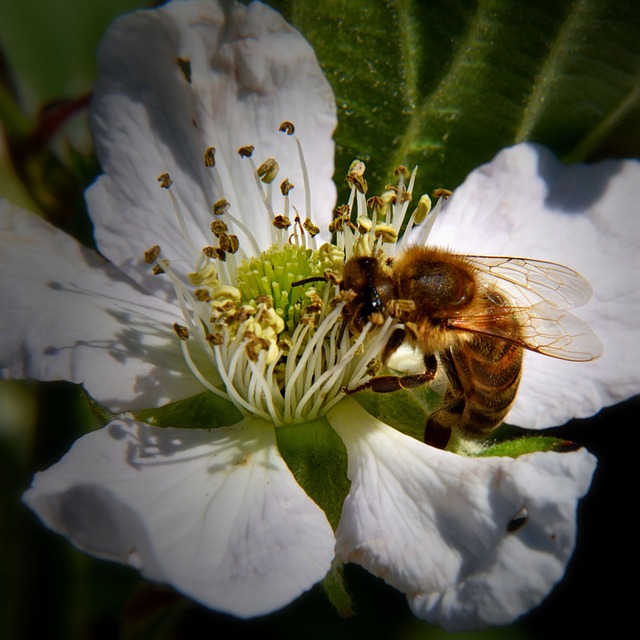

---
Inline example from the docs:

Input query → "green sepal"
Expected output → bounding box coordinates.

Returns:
[352,386,441,442]
[321,558,354,618]
[478,435,580,458]
[275,417,350,531]
[133,391,242,429]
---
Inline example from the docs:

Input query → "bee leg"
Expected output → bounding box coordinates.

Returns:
[423,349,461,449]
[424,395,461,449]
[343,352,437,395]
[380,327,407,363]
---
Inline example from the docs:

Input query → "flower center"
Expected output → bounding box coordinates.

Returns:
[145,124,445,426]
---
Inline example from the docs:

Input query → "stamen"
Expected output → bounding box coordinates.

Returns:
[148,136,436,429]
[257,158,279,184]
[248,354,284,422]
[411,188,449,247]
[157,173,200,258]
[402,193,431,248]
[238,149,278,244]
[203,145,235,224]
[212,328,271,420]
[179,338,230,401]
[280,122,318,250]
[204,146,216,168]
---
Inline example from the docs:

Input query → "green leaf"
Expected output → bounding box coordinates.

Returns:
[0,0,149,107]
[277,0,640,196]
[133,391,243,429]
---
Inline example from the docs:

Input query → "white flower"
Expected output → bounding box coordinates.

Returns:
[1,0,639,631]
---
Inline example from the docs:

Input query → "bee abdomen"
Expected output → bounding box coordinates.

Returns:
[425,337,523,447]
[456,336,523,437]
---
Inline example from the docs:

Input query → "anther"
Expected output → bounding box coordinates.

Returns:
[173,323,190,340]
[237,145,255,158]
[394,165,410,180]
[432,187,452,200]
[213,199,230,216]
[157,173,173,189]
[144,245,161,264]
[374,223,398,242]
[328,218,345,233]
[304,293,323,314]
[206,332,224,346]
[219,233,239,254]
[257,158,279,184]
[367,195,384,212]
[303,218,320,237]
[366,359,382,377]
[255,294,274,308]
[210,220,228,236]
[412,194,432,224]
[204,147,216,167]
[280,179,294,196]
[356,216,372,233]
[273,215,291,230]
[202,246,227,261]
[330,206,352,233]
[194,288,211,302]
[348,160,366,176]
[279,121,295,135]
[346,160,367,193]
[347,172,367,194]
[152,264,165,275]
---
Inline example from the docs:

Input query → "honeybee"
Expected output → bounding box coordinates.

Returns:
[340,246,602,449]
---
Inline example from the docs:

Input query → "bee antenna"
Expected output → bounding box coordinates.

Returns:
[291,276,327,287]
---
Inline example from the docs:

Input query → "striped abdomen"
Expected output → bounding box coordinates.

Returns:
[425,336,523,447]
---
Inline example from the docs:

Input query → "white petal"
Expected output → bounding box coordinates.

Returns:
[86,0,337,291]
[0,202,208,410]
[428,143,640,427]
[328,398,596,631]
[24,415,335,617]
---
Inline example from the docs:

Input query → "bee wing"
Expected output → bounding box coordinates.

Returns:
[448,300,603,361]
[465,255,593,310]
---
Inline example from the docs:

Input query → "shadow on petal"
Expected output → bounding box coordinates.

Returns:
[536,146,624,212]
[27,483,166,581]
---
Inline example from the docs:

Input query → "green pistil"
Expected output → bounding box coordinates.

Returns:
[236,244,334,333]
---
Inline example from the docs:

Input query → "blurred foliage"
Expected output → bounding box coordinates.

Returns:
[1,0,639,638]
[274,0,640,197]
